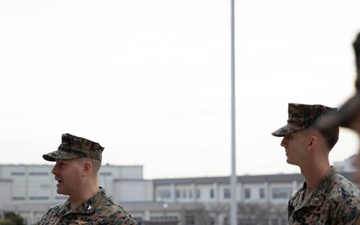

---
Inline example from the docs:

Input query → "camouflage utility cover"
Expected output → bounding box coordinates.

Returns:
[288,167,360,225]
[272,103,337,137]
[38,188,137,225]
[43,133,104,162]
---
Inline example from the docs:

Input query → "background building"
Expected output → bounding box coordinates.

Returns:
[0,161,357,225]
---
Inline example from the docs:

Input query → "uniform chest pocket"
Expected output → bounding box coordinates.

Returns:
[291,206,329,225]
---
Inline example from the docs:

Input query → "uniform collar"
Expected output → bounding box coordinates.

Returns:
[292,167,337,208]
[57,187,106,216]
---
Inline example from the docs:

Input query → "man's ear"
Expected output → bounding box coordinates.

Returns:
[308,136,318,150]
[82,161,93,176]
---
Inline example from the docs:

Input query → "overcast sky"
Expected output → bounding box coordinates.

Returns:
[1,0,360,179]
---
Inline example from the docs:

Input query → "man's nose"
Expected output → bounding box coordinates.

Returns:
[51,165,58,174]
[280,137,287,147]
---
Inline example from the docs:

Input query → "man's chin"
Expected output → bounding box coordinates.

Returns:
[286,159,296,166]
[56,189,67,195]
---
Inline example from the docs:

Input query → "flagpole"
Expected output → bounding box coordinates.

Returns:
[230,0,237,224]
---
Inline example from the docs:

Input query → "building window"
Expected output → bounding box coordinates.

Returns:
[244,188,251,199]
[259,188,265,199]
[185,215,195,225]
[133,217,142,225]
[40,184,51,189]
[181,189,187,198]
[175,189,190,199]
[12,197,25,201]
[11,172,24,176]
[223,188,231,199]
[176,189,189,199]
[100,172,112,176]
[196,189,201,199]
[272,187,292,199]
[150,216,178,222]
[55,196,68,200]
[29,172,49,176]
[210,188,215,199]
[29,196,49,200]
[209,216,215,225]
[158,189,171,199]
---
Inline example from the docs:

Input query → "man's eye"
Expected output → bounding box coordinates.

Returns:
[285,134,293,140]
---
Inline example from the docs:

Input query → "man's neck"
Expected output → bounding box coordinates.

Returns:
[69,186,100,209]
[301,162,330,190]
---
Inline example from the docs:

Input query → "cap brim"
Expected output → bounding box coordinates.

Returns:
[318,93,360,129]
[271,123,304,137]
[42,150,80,162]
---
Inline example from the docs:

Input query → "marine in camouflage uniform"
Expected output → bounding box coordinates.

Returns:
[39,188,136,225]
[39,133,137,225]
[272,104,360,224]
[288,167,360,224]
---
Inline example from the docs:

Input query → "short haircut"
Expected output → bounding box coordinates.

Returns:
[314,122,339,150]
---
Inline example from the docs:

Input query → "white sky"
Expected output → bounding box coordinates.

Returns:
[1,0,360,179]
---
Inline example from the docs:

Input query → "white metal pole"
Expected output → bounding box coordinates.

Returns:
[230,0,237,224]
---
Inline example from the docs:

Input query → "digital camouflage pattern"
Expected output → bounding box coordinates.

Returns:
[38,188,137,225]
[288,167,360,225]
[43,133,104,162]
[272,103,337,137]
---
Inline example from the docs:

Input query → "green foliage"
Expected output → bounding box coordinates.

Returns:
[0,218,15,225]
[0,212,25,225]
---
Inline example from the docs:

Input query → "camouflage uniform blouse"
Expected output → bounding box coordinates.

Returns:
[288,167,360,225]
[38,188,137,225]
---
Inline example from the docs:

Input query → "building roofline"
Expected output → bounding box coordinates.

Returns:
[153,172,356,185]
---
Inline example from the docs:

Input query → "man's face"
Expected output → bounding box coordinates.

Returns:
[280,129,312,167]
[51,158,83,195]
